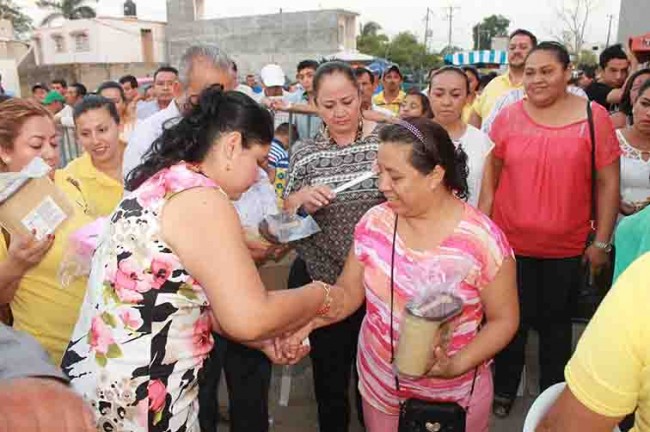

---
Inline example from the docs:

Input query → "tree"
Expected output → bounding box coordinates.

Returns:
[472,15,510,50]
[357,21,389,58]
[555,0,596,55]
[577,49,598,66]
[440,45,463,57]
[37,0,97,26]
[386,32,423,68]
[385,32,442,83]
[0,0,33,37]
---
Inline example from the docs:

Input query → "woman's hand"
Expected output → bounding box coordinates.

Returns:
[296,186,336,214]
[7,232,54,273]
[424,346,464,379]
[277,321,315,362]
[244,237,277,265]
[260,338,310,365]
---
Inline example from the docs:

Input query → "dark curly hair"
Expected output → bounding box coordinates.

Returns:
[379,117,469,201]
[126,86,273,191]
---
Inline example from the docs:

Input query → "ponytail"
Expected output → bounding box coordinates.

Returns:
[450,143,469,201]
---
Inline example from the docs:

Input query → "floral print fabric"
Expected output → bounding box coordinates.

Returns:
[62,163,218,432]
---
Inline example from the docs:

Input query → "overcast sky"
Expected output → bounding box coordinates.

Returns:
[19,0,623,50]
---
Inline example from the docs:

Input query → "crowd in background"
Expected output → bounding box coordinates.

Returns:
[0,27,649,432]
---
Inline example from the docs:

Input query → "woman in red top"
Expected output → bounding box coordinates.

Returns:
[481,42,621,417]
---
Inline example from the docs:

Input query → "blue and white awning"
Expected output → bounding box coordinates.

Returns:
[444,50,508,66]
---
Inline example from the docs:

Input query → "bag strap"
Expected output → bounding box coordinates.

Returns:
[389,214,478,408]
[587,102,597,228]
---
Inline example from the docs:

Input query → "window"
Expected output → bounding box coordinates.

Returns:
[52,35,65,53]
[73,33,90,52]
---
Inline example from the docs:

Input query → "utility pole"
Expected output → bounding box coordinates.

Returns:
[443,5,460,50]
[422,8,433,88]
[423,7,432,53]
[605,14,614,47]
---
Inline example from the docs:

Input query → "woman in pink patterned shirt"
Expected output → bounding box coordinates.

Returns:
[288,117,519,432]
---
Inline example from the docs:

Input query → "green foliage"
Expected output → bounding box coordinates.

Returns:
[36,0,97,25]
[439,45,463,57]
[357,21,389,58]
[357,23,443,80]
[472,14,510,50]
[0,0,33,37]
[577,49,598,66]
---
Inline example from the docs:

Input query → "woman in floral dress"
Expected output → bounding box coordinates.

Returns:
[62,87,342,432]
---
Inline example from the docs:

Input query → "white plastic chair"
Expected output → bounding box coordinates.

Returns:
[523,382,621,432]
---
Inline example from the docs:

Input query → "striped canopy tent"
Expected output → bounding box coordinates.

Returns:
[444,50,508,66]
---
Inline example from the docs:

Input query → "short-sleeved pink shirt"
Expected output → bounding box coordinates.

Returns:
[354,202,512,415]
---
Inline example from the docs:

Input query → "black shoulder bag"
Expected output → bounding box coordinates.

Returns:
[390,215,477,432]
[572,102,614,323]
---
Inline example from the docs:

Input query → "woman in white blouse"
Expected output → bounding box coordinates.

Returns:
[618,79,650,216]
[428,66,494,209]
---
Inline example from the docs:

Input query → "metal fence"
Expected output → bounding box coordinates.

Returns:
[56,113,321,169]
[59,126,82,168]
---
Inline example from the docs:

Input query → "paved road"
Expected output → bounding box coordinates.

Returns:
[215,360,534,431]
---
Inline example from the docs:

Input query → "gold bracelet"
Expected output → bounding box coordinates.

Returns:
[315,281,332,317]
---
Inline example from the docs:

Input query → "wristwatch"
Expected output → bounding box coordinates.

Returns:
[591,240,613,253]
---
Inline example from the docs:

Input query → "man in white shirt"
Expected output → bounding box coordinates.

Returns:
[123,48,235,185]
[256,64,292,129]
[135,66,179,121]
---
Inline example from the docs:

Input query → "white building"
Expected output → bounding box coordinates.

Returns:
[0,19,29,96]
[32,17,166,66]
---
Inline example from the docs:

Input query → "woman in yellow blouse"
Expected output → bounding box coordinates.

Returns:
[0,99,93,364]
[0,97,125,364]
[56,95,124,217]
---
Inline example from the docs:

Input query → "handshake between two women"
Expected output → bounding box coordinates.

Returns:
[252,281,347,366]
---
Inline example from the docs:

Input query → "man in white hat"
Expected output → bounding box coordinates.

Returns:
[256,64,291,128]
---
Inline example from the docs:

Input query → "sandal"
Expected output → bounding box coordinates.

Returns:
[492,395,514,418]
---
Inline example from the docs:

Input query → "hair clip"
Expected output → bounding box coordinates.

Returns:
[396,119,426,144]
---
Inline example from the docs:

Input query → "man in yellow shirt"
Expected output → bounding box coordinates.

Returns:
[469,29,537,128]
[372,65,406,115]
[538,252,650,432]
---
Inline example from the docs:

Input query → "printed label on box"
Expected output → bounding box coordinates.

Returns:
[21,196,68,240]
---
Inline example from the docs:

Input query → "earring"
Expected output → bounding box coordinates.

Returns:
[1,157,10,165]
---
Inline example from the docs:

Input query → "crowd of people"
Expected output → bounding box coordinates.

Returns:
[0,26,649,432]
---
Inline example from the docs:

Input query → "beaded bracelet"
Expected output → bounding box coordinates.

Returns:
[315,281,333,317]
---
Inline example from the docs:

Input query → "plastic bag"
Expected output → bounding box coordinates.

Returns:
[234,169,280,240]
[259,212,321,244]
[58,217,108,288]
[404,256,471,320]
